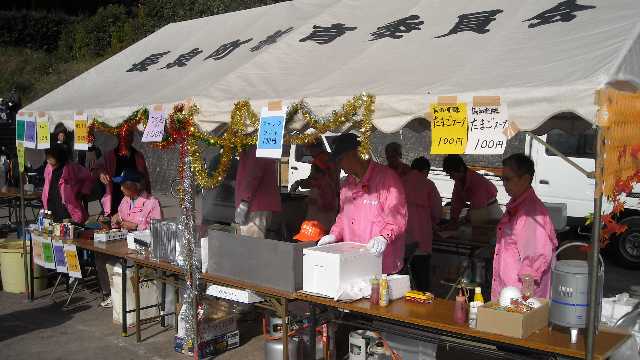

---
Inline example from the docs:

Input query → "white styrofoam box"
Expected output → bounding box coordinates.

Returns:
[95,229,128,242]
[109,263,159,326]
[201,237,208,273]
[543,202,567,231]
[387,275,411,300]
[303,242,382,299]
[206,284,264,303]
[127,230,151,249]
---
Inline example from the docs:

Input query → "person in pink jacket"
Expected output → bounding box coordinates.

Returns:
[97,131,150,216]
[42,145,93,224]
[234,146,282,238]
[442,154,500,229]
[492,153,558,302]
[385,144,442,290]
[318,134,408,274]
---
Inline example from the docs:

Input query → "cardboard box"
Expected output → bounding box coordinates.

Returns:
[303,242,382,299]
[476,299,550,339]
[175,330,240,358]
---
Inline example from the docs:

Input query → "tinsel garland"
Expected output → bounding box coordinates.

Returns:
[89,93,377,189]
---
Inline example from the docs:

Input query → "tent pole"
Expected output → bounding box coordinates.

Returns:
[585,125,604,360]
[19,168,30,301]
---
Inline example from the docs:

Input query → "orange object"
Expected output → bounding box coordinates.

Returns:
[294,220,327,242]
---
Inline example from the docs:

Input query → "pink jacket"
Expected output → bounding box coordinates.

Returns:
[491,187,558,302]
[43,162,94,224]
[235,146,282,213]
[98,149,150,216]
[397,166,442,253]
[114,192,162,231]
[330,162,408,274]
[451,169,498,221]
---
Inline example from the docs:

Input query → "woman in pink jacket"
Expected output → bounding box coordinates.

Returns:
[42,145,93,224]
[492,153,558,301]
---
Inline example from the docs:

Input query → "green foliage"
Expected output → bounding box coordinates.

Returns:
[1,0,282,104]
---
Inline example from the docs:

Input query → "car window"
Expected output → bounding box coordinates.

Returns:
[545,128,595,159]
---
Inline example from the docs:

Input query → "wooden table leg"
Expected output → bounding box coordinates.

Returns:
[160,270,167,328]
[122,259,128,337]
[281,297,288,360]
[134,262,141,343]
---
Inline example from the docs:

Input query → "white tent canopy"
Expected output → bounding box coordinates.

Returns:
[23,0,640,133]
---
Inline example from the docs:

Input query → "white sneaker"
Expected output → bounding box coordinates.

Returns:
[100,296,112,308]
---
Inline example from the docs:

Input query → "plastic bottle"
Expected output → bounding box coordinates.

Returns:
[521,274,535,300]
[469,287,484,328]
[379,275,389,307]
[370,277,380,305]
[454,288,468,324]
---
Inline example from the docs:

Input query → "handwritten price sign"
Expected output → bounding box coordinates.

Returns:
[74,113,89,150]
[256,106,286,159]
[430,103,468,154]
[64,244,82,278]
[37,114,50,149]
[24,114,37,148]
[465,104,509,155]
[142,108,166,142]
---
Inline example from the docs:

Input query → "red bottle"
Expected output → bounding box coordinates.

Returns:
[454,288,468,324]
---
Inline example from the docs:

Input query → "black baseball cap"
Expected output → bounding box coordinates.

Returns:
[330,133,360,161]
[112,168,142,184]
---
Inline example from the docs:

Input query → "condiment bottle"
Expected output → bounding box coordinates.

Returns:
[379,274,389,307]
[454,287,468,324]
[520,274,534,300]
[370,277,380,305]
[469,287,484,328]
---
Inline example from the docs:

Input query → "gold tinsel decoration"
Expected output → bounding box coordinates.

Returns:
[91,94,377,189]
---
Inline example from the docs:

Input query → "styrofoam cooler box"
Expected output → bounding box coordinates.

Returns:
[303,242,382,298]
[109,263,159,326]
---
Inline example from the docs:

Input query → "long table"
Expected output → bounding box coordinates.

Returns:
[296,293,629,360]
[127,253,298,360]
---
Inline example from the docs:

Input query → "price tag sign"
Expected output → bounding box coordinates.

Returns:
[53,240,68,273]
[256,105,286,159]
[37,113,50,150]
[465,103,509,155]
[16,112,26,143]
[74,112,89,150]
[430,103,468,154]
[64,244,82,278]
[24,113,37,148]
[142,106,166,142]
[33,235,44,267]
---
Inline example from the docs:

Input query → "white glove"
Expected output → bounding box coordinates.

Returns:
[366,236,388,257]
[234,201,249,225]
[317,234,337,246]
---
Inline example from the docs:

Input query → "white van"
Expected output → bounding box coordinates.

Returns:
[288,127,640,269]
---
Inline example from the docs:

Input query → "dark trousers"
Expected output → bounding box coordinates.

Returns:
[409,254,432,292]
[94,253,118,297]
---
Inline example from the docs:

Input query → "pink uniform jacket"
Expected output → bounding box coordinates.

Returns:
[397,166,442,254]
[42,162,94,224]
[330,162,408,274]
[115,192,162,231]
[235,147,282,213]
[451,169,498,221]
[98,149,150,216]
[491,187,558,302]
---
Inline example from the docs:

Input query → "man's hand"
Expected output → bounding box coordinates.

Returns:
[121,220,138,231]
[317,234,337,246]
[234,201,249,225]
[366,236,388,257]
[99,173,111,185]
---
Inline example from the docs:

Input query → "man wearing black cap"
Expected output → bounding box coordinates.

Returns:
[317,133,408,274]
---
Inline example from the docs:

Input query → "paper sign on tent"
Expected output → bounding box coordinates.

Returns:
[142,105,166,142]
[16,142,25,172]
[465,97,509,155]
[256,101,286,159]
[32,235,44,267]
[24,113,37,149]
[16,112,26,143]
[37,112,50,150]
[64,244,82,278]
[74,112,89,150]
[42,239,56,270]
[430,101,468,154]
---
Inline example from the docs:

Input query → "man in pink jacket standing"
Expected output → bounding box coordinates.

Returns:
[234,146,282,238]
[492,153,557,301]
[385,143,441,290]
[318,134,408,274]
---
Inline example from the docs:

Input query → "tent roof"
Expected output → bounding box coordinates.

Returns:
[23,0,640,133]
